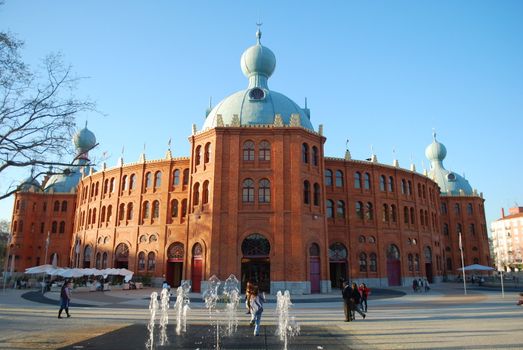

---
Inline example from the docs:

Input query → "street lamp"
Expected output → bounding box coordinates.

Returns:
[41,231,50,293]
[459,232,467,295]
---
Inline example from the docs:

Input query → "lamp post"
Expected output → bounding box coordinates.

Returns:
[41,231,50,293]
[459,232,467,295]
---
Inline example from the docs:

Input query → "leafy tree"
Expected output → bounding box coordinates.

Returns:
[0,29,96,200]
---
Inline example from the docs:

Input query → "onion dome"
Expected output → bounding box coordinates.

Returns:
[203,26,313,131]
[73,123,97,155]
[425,133,473,196]
[19,176,40,192]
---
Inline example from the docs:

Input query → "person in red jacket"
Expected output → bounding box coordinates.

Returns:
[358,283,370,312]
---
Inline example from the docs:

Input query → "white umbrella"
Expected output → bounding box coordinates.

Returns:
[25,264,55,274]
[457,264,495,271]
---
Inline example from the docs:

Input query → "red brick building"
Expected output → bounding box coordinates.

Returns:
[7,30,490,293]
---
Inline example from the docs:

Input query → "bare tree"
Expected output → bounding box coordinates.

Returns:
[0,219,9,271]
[0,31,96,200]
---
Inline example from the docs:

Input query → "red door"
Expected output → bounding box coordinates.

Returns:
[191,258,202,292]
[310,257,320,293]
[387,259,401,286]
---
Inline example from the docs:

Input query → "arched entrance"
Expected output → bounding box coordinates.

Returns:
[241,233,270,293]
[166,242,184,288]
[83,245,92,268]
[329,242,348,289]
[387,244,401,286]
[309,243,321,293]
[114,243,129,269]
[191,243,203,293]
[424,246,433,283]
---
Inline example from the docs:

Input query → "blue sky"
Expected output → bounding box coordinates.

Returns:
[1,1,522,230]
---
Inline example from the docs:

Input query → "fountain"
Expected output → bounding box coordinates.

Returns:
[145,291,159,350]
[202,275,221,349]
[276,290,300,350]
[159,287,170,346]
[222,274,240,336]
[174,280,191,335]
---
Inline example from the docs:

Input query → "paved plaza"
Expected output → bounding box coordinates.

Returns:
[0,283,521,349]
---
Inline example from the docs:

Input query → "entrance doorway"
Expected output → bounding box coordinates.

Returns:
[191,243,203,292]
[329,242,348,289]
[241,233,271,293]
[114,243,129,269]
[166,242,184,288]
[387,244,401,286]
[424,246,433,283]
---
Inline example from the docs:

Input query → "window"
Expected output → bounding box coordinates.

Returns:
[96,253,102,269]
[364,173,371,190]
[147,252,156,271]
[443,223,449,235]
[313,183,320,206]
[173,169,180,186]
[127,203,133,220]
[383,204,389,222]
[204,143,211,163]
[467,203,473,215]
[51,221,57,233]
[356,201,364,219]
[469,223,475,236]
[152,200,160,218]
[336,200,345,218]
[454,203,460,215]
[122,175,128,191]
[242,179,254,203]
[365,202,374,220]
[119,203,125,221]
[388,176,394,192]
[326,200,334,218]
[379,175,386,191]
[325,169,333,186]
[181,199,187,217]
[107,205,112,223]
[154,171,162,189]
[391,205,397,222]
[302,143,309,163]
[92,208,97,224]
[101,206,106,223]
[259,179,271,203]
[54,201,60,212]
[138,252,145,271]
[102,252,108,269]
[410,207,415,224]
[420,209,424,226]
[408,254,414,271]
[193,183,200,205]
[407,181,412,196]
[183,169,189,186]
[143,201,150,219]
[370,253,377,272]
[354,172,362,189]
[130,174,136,190]
[103,179,109,194]
[418,183,422,198]
[404,206,409,224]
[368,236,376,244]
[195,145,201,165]
[59,221,65,234]
[359,235,366,243]
[110,178,115,193]
[414,254,420,271]
[457,223,462,234]
[335,170,344,187]
[303,181,310,204]
[359,253,367,272]
[203,181,209,204]
[259,141,270,161]
[171,199,179,218]
[243,141,255,161]
[312,146,319,166]
[61,201,67,212]
[145,172,152,188]
[446,258,452,271]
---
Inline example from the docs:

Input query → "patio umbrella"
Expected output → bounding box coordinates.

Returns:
[25,264,55,274]
[457,264,495,271]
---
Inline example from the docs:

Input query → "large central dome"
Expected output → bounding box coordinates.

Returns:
[203,28,314,131]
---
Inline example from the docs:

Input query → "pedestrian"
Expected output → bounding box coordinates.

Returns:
[58,280,72,319]
[418,278,423,293]
[342,281,352,322]
[424,278,430,292]
[248,285,265,336]
[412,279,418,293]
[245,281,254,314]
[349,282,366,320]
[359,283,370,312]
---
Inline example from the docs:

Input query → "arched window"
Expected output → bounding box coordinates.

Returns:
[359,235,366,243]
[354,172,362,189]
[171,199,179,218]
[401,179,407,194]
[467,203,473,215]
[54,200,60,212]
[329,242,348,261]
[258,179,271,203]
[92,208,97,224]
[84,245,92,264]
[312,146,319,166]
[152,200,160,218]
[147,252,156,271]
[414,254,420,271]
[383,204,389,222]
[359,253,367,272]
[387,244,400,260]
[95,252,101,269]
[380,175,386,191]
[143,201,150,219]
[204,142,211,163]
[454,203,461,214]
[242,179,254,203]
[183,169,189,186]
[181,199,187,217]
[313,183,320,206]
[336,200,345,218]
[356,201,364,219]
[424,246,432,262]
[457,223,462,234]
[101,206,106,223]
[326,199,334,218]
[202,181,210,204]
[138,252,145,271]
[193,183,200,205]
[242,233,270,257]
[195,145,202,165]
[102,252,108,269]
[259,141,270,161]
[109,178,115,193]
[122,175,128,191]
[370,253,377,272]
[103,179,109,194]
[243,141,255,161]
[145,172,152,188]
[364,173,371,190]
[127,203,133,220]
[95,182,100,196]
[167,242,185,259]
[107,205,113,223]
[388,176,394,192]
[469,223,475,235]
[61,201,67,212]
[119,203,125,221]
[407,181,412,195]
[420,209,424,226]
[410,207,415,224]
[309,243,320,256]
[365,202,374,220]
[59,221,65,234]
[404,206,409,224]
[418,183,422,198]
[302,143,309,163]
[325,169,333,186]
[130,174,136,190]
[154,171,162,188]
[391,205,397,222]
[173,169,180,186]
[335,170,344,187]
[408,254,414,271]
[303,180,310,204]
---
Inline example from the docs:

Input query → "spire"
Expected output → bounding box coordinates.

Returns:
[256,22,263,44]
[392,148,399,167]
[345,139,351,160]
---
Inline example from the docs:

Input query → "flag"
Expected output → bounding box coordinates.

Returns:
[458,232,463,251]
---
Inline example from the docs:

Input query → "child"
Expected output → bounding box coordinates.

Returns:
[249,286,265,336]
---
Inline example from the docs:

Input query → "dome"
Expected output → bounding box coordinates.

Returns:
[20,176,40,192]
[44,159,91,193]
[73,124,97,154]
[425,133,473,196]
[203,27,313,131]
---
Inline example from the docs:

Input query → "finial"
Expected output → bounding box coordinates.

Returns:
[304,97,308,109]
[121,145,125,158]
[85,120,88,129]
[209,96,212,109]
[256,22,263,44]
[30,165,35,177]
[346,139,349,150]
[143,143,146,154]
[168,138,171,151]
[432,128,437,141]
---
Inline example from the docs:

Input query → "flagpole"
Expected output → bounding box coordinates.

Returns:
[459,232,467,295]
[42,231,50,293]
[3,234,12,293]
